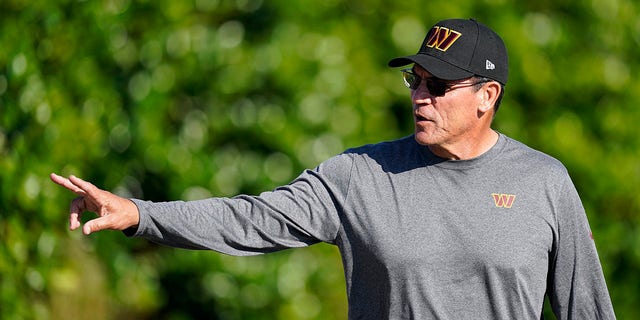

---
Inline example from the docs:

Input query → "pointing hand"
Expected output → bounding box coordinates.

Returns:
[50,173,140,235]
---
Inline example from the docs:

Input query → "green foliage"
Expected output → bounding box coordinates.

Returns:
[1,0,638,318]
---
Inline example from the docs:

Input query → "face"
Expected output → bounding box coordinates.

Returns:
[409,65,486,148]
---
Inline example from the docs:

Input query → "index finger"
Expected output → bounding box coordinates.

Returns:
[68,175,103,199]
[50,173,87,196]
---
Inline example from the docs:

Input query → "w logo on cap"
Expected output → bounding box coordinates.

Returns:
[425,26,462,52]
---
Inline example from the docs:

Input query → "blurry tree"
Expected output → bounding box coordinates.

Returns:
[1,0,638,319]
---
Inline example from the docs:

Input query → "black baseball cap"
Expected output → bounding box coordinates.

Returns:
[388,18,508,85]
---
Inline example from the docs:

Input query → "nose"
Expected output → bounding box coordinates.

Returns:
[411,85,435,105]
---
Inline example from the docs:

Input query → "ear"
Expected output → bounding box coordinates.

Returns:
[478,81,501,114]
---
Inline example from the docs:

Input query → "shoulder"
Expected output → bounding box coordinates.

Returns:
[317,135,420,176]
[342,135,423,171]
[499,134,569,177]
[344,135,416,157]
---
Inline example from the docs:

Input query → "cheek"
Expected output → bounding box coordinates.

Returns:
[440,102,476,130]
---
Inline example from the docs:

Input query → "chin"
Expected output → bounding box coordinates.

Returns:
[414,128,447,146]
[414,133,434,146]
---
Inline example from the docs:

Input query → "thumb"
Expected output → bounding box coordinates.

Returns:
[83,216,110,235]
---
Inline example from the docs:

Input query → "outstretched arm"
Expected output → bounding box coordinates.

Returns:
[50,173,140,235]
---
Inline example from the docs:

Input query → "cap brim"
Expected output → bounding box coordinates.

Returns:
[388,54,474,81]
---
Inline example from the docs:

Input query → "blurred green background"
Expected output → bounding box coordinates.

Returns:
[1,0,638,319]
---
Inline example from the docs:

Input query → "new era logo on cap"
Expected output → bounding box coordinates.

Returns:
[486,60,495,70]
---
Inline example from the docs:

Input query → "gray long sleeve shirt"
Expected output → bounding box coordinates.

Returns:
[129,134,615,319]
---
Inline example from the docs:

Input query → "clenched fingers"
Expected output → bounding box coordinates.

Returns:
[69,196,86,230]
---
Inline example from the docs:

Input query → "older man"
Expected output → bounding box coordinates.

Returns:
[52,18,615,319]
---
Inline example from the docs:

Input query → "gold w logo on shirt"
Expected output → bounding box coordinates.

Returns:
[492,193,516,208]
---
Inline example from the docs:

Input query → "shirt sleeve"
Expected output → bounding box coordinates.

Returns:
[547,174,616,319]
[125,153,354,256]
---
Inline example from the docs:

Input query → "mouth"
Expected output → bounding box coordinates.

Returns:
[414,112,430,123]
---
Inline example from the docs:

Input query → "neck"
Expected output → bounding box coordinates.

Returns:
[427,130,499,160]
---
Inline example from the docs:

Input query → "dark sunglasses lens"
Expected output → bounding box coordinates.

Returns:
[402,72,419,89]
[425,78,447,96]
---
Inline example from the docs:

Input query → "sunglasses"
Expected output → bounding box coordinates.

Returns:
[401,69,489,97]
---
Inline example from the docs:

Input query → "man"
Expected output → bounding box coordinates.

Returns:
[51,18,615,319]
